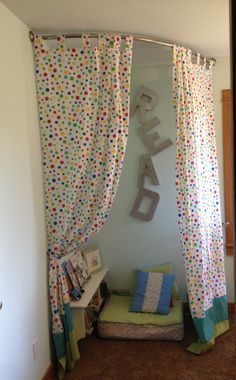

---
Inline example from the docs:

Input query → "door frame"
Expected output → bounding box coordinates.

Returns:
[230,0,236,319]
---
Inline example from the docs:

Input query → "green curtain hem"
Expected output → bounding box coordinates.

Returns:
[57,331,80,380]
[57,335,80,380]
[57,356,67,380]
[214,319,229,338]
[187,319,229,354]
[54,303,80,379]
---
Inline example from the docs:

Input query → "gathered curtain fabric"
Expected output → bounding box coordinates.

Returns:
[33,34,133,378]
[173,46,229,354]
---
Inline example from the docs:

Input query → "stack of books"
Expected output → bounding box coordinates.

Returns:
[84,305,96,335]
[61,251,90,301]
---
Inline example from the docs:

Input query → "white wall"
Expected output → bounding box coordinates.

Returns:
[213,56,234,302]
[0,3,51,380]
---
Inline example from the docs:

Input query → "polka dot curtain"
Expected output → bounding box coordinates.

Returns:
[173,46,229,354]
[33,34,133,378]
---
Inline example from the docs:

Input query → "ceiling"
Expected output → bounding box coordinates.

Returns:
[1,0,230,58]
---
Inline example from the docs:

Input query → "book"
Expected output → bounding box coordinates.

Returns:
[61,261,73,293]
[62,259,83,300]
[70,251,90,287]
[77,251,90,282]
[84,308,94,335]
[70,254,86,288]
[65,259,79,288]
[91,287,103,312]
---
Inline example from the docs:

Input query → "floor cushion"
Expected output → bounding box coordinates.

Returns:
[97,295,184,341]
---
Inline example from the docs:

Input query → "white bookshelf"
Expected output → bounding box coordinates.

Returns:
[70,268,109,341]
[70,268,108,308]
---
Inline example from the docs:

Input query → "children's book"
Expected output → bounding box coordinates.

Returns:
[61,261,73,293]
[70,251,90,287]
[77,251,90,282]
[62,259,83,300]
[65,259,79,288]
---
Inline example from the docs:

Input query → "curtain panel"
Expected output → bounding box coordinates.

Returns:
[33,34,133,378]
[173,46,229,353]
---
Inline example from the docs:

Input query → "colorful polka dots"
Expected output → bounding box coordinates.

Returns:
[173,46,227,320]
[33,33,133,337]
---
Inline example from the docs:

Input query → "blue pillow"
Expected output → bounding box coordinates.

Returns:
[129,270,175,315]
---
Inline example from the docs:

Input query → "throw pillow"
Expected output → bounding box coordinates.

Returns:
[142,263,180,300]
[129,270,175,315]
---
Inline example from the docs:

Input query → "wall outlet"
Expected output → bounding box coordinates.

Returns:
[32,339,39,361]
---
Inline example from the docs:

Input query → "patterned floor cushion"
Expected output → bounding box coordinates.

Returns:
[97,295,184,341]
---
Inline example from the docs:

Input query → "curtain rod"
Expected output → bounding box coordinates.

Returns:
[28,31,216,65]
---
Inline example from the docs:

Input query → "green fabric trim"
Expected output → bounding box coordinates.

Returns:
[214,319,229,338]
[57,331,80,380]
[187,339,214,354]
[187,296,229,355]
[187,320,229,355]
[57,356,67,380]
[192,295,228,343]
[100,295,183,326]
[53,303,80,379]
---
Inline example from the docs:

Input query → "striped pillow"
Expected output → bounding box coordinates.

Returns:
[129,270,175,315]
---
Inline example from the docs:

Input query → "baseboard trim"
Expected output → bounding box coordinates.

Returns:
[228,302,235,314]
[41,363,54,380]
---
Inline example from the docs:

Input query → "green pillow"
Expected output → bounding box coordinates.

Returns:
[142,263,180,300]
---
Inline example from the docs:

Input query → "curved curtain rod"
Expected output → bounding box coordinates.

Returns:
[28,30,216,65]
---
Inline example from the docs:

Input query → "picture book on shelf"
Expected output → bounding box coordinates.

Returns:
[65,259,79,288]
[70,254,85,288]
[61,261,73,293]
[65,259,85,299]
[78,250,90,281]
[61,260,83,300]
[70,251,90,286]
